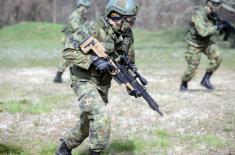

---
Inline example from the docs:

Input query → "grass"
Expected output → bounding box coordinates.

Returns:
[0,143,29,155]
[0,22,234,69]
[0,94,72,114]
[0,22,234,154]
[37,129,230,155]
[178,133,229,151]
[0,22,63,49]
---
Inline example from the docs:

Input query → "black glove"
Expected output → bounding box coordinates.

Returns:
[128,89,141,98]
[92,57,114,73]
[217,22,228,31]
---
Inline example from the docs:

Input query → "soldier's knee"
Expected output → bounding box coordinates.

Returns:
[187,64,199,73]
[89,112,111,151]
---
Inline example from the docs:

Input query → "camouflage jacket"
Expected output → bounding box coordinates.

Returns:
[62,7,86,37]
[62,17,135,87]
[185,6,218,47]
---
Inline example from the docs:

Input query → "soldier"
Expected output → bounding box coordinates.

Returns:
[53,0,92,83]
[180,0,227,91]
[56,0,138,155]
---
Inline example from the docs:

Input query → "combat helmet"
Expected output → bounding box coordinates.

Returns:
[105,0,139,16]
[77,0,92,8]
[207,0,223,4]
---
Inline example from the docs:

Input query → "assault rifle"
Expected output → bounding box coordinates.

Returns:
[80,36,163,116]
[208,12,235,41]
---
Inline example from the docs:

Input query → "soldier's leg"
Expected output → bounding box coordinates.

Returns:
[88,86,111,153]
[180,44,202,91]
[54,59,71,83]
[61,82,110,153]
[205,44,222,73]
[201,44,222,89]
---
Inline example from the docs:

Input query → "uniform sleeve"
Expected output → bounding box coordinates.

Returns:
[192,11,217,37]
[62,23,97,70]
[127,31,135,64]
[69,9,84,31]
[128,40,135,64]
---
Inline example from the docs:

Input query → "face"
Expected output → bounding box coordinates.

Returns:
[207,1,222,13]
[111,15,136,32]
[211,3,221,12]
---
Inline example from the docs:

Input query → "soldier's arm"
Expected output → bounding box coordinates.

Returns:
[127,31,135,64]
[69,8,84,31]
[128,41,135,64]
[192,12,217,37]
[62,24,97,70]
[62,48,93,70]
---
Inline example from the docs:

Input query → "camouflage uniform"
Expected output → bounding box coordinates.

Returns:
[182,6,222,82]
[54,5,90,83]
[61,17,135,152]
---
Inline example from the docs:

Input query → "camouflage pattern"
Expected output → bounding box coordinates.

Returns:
[77,0,92,8]
[182,43,222,82]
[64,81,110,151]
[57,6,88,75]
[62,6,87,39]
[182,6,223,82]
[185,6,217,47]
[62,16,135,152]
[208,0,223,4]
[57,59,71,73]
[105,0,139,16]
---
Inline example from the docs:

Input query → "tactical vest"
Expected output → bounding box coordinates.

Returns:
[70,17,134,86]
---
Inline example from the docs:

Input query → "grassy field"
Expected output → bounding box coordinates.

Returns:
[0,22,234,155]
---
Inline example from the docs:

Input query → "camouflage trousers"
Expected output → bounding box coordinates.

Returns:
[182,43,222,82]
[64,80,111,152]
[57,59,71,73]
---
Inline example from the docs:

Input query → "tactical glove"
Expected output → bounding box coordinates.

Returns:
[92,57,114,73]
[129,89,141,98]
[126,86,141,98]
[217,22,228,31]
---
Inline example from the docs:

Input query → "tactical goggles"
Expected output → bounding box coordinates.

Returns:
[212,3,221,7]
[123,15,137,25]
[110,12,136,24]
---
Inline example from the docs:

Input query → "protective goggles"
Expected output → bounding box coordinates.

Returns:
[110,12,136,24]
[123,15,137,25]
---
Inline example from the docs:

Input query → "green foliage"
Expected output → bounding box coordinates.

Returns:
[0,22,63,49]
[39,143,57,155]
[104,139,135,154]
[198,134,228,149]
[0,95,71,114]
[0,22,234,69]
[179,133,228,150]
[0,143,28,155]
[152,129,171,149]
[134,28,186,49]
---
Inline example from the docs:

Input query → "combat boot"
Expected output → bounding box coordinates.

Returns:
[180,81,188,91]
[56,139,72,155]
[200,71,215,90]
[89,149,100,155]
[53,71,63,83]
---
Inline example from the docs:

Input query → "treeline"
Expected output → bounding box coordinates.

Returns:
[0,0,235,30]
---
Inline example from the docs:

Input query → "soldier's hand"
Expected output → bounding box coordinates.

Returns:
[92,57,114,73]
[126,86,141,98]
[129,89,141,98]
[217,22,228,31]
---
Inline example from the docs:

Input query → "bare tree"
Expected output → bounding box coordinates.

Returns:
[0,0,234,30]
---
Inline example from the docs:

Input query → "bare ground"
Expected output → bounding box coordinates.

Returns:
[0,67,234,155]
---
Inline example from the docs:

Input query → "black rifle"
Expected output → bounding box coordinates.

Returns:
[208,12,235,41]
[79,36,163,116]
[113,53,163,116]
